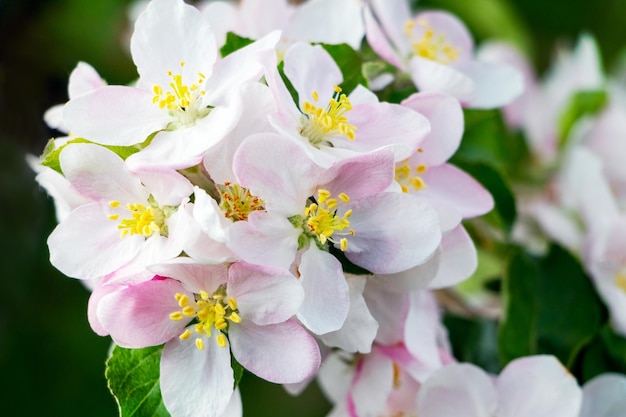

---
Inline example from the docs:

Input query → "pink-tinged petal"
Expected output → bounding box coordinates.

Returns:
[580,373,626,417]
[363,283,409,345]
[284,0,364,49]
[68,61,106,98]
[418,163,494,219]
[298,244,350,335]
[97,278,189,348]
[111,232,185,280]
[404,291,443,370]
[30,161,90,222]
[319,275,378,353]
[203,83,276,184]
[409,56,475,103]
[523,198,583,254]
[402,92,463,166]
[496,355,582,417]
[413,11,474,64]
[321,149,396,201]
[229,319,320,384]
[460,60,524,109]
[343,101,429,161]
[227,262,303,326]
[87,279,122,336]
[345,192,441,274]
[428,225,477,289]
[161,334,234,417]
[60,143,148,204]
[364,5,405,69]
[351,352,395,417]
[233,133,322,215]
[560,147,618,237]
[126,100,243,171]
[48,204,142,279]
[131,0,217,89]
[203,31,280,105]
[63,86,166,146]
[417,363,497,417]
[133,167,192,207]
[367,0,413,59]
[148,258,229,294]
[226,211,300,270]
[318,351,355,404]
[585,103,626,195]
[284,43,343,108]
[192,187,231,244]
[367,249,442,293]
[477,42,536,129]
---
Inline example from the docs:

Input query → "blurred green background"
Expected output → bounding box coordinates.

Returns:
[1,0,625,415]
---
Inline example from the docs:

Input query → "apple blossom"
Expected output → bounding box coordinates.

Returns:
[365,0,523,108]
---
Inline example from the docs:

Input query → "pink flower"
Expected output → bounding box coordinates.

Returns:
[365,2,523,108]
[95,259,320,417]
[226,133,440,334]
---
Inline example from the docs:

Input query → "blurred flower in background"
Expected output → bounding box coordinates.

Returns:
[2,0,626,416]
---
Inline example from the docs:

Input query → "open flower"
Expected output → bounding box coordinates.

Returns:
[94,259,320,417]
[365,1,523,108]
[47,143,193,280]
[416,355,582,417]
[63,0,280,169]
[267,42,430,167]
[223,133,440,334]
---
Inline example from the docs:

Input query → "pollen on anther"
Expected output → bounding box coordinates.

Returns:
[169,311,183,321]
[216,334,228,348]
[109,201,121,208]
[229,312,242,323]
[108,214,119,220]
[179,329,191,340]
[195,338,205,350]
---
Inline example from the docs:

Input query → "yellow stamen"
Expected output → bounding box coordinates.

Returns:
[179,329,191,341]
[195,338,205,350]
[305,190,354,251]
[300,85,357,146]
[404,19,459,65]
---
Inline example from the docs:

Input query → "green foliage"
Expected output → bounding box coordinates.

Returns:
[41,137,145,175]
[106,345,171,417]
[499,245,606,368]
[220,32,255,57]
[444,315,501,373]
[580,325,626,382]
[319,43,365,94]
[558,89,608,145]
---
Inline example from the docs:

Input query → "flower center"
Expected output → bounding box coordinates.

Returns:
[218,182,265,222]
[405,19,459,65]
[152,61,211,127]
[304,189,354,251]
[395,162,428,192]
[169,287,241,350]
[300,85,357,147]
[107,200,167,238]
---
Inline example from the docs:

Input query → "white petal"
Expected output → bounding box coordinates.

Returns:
[580,373,626,417]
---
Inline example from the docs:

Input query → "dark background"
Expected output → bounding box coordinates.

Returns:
[1,0,625,415]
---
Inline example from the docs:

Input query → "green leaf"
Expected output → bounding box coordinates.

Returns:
[106,345,171,417]
[220,32,254,57]
[444,315,501,374]
[319,43,365,94]
[40,137,146,175]
[558,89,608,145]
[231,355,245,389]
[454,161,517,235]
[499,245,605,368]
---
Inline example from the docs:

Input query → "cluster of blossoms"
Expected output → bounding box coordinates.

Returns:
[31,0,626,416]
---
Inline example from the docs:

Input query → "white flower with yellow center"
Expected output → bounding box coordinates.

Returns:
[226,134,441,335]
[47,143,194,280]
[62,0,280,170]
[94,260,320,417]
[267,42,431,167]
[365,2,523,109]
